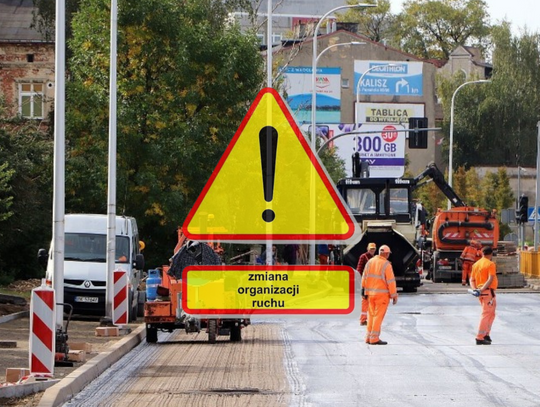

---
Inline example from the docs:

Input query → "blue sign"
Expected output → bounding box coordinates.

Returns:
[527,207,540,222]
[354,61,423,96]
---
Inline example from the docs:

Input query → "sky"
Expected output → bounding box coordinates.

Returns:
[388,0,540,35]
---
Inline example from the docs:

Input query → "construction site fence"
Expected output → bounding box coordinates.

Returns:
[519,251,540,278]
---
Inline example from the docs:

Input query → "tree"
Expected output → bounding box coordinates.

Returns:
[437,25,540,168]
[340,0,397,43]
[0,116,53,282]
[395,0,491,59]
[66,0,264,266]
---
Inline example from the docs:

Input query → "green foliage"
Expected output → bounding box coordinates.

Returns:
[0,115,53,280]
[66,0,264,267]
[341,0,396,43]
[437,27,540,168]
[395,0,491,59]
[0,162,14,224]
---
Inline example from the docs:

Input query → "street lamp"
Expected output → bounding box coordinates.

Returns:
[447,79,491,209]
[310,3,376,147]
[309,41,364,136]
[309,3,375,265]
[517,166,526,249]
[355,63,397,125]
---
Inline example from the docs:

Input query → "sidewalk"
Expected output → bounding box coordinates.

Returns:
[0,315,145,406]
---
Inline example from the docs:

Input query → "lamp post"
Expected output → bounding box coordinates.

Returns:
[517,166,526,249]
[310,2,376,147]
[309,3,375,265]
[355,63,397,125]
[447,79,491,209]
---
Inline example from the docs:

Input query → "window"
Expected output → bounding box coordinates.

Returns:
[346,189,376,214]
[271,33,282,45]
[64,233,130,263]
[18,83,44,119]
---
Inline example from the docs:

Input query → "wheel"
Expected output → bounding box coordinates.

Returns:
[230,324,242,342]
[128,290,137,322]
[137,291,146,318]
[146,326,158,343]
[402,286,418,293]
[208,319,217,344]
[432,252,440,283]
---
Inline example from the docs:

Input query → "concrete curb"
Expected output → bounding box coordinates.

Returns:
[0,380,60,399]
[37,324,146,407]
[0,310,29,324]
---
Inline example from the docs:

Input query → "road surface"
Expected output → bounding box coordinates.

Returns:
[65,291,540,407]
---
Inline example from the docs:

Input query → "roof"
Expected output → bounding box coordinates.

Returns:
[0,0,48,42]
[278,29,442,68]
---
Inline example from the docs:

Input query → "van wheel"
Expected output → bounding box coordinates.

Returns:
[146,326,158,343]
[208,319,217,344]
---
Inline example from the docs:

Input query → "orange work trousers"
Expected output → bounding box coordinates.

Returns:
[462,261,473,284]
[366,295,390,344]
[360,296,368,324]
[476,290,496,340]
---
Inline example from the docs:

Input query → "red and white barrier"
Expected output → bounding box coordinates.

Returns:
[29,280,55,375]
[113,270,128,325]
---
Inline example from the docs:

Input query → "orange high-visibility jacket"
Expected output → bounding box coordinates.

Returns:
[361,255,398,298]
[460,245,481,263]
[471,257,498,290]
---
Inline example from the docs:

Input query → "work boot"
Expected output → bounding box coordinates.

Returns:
[370,340,388,345]
[476,339,491,345]
[484,335,492,343]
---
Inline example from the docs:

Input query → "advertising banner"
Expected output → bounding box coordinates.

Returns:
[282,66,342,123]
[356,102,425,125]
[301,123,406,178]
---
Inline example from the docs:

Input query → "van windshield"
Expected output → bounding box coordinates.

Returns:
[64,233,130,263]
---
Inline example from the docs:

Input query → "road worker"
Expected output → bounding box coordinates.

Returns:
[460,240,482,286]
[470,246,498,345]
[356,242,377,326]
[361,245,398,345]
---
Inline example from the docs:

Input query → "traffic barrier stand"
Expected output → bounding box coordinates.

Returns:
[113,269,128,326]
[29,279,55,375]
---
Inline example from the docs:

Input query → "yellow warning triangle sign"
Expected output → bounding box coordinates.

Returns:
[183,87,356,242]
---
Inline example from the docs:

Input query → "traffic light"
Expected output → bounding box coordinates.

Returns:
[518,195,529,223]
[408,117,428,149]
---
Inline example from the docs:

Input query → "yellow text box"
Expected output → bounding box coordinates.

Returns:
[181,265,354,315]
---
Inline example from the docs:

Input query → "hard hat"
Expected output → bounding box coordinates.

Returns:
[139,241,145,251]
[379,245,391,254]
[367,243,376,250]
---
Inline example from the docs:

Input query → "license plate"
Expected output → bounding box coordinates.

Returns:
[439,266,452,270]
[75,296,99,303]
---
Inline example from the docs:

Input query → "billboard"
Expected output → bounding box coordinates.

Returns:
[354,61,423,96]
[282,66,342,123]
[301,123,406,178]
[356,103,425,125]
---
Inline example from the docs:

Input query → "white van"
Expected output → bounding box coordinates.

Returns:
[40,214,145,320]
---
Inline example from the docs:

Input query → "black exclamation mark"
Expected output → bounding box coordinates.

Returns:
[259,126,278,223]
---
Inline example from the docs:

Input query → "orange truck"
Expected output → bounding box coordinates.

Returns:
[412,163,499,282]
[428,206,499,282]
[144,232,249,343]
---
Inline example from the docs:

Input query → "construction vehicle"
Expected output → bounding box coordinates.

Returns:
[336,155,422,292]
[411,162,499,283]
[144,230,249,344]
[336,159,499,288]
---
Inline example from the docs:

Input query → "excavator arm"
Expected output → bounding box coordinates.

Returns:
[411,162,466,207]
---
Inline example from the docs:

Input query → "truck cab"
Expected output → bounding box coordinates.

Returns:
[337,177,422,292]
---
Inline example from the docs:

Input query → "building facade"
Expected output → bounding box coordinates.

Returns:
[274,29,442,176]
[0,0,55,120]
